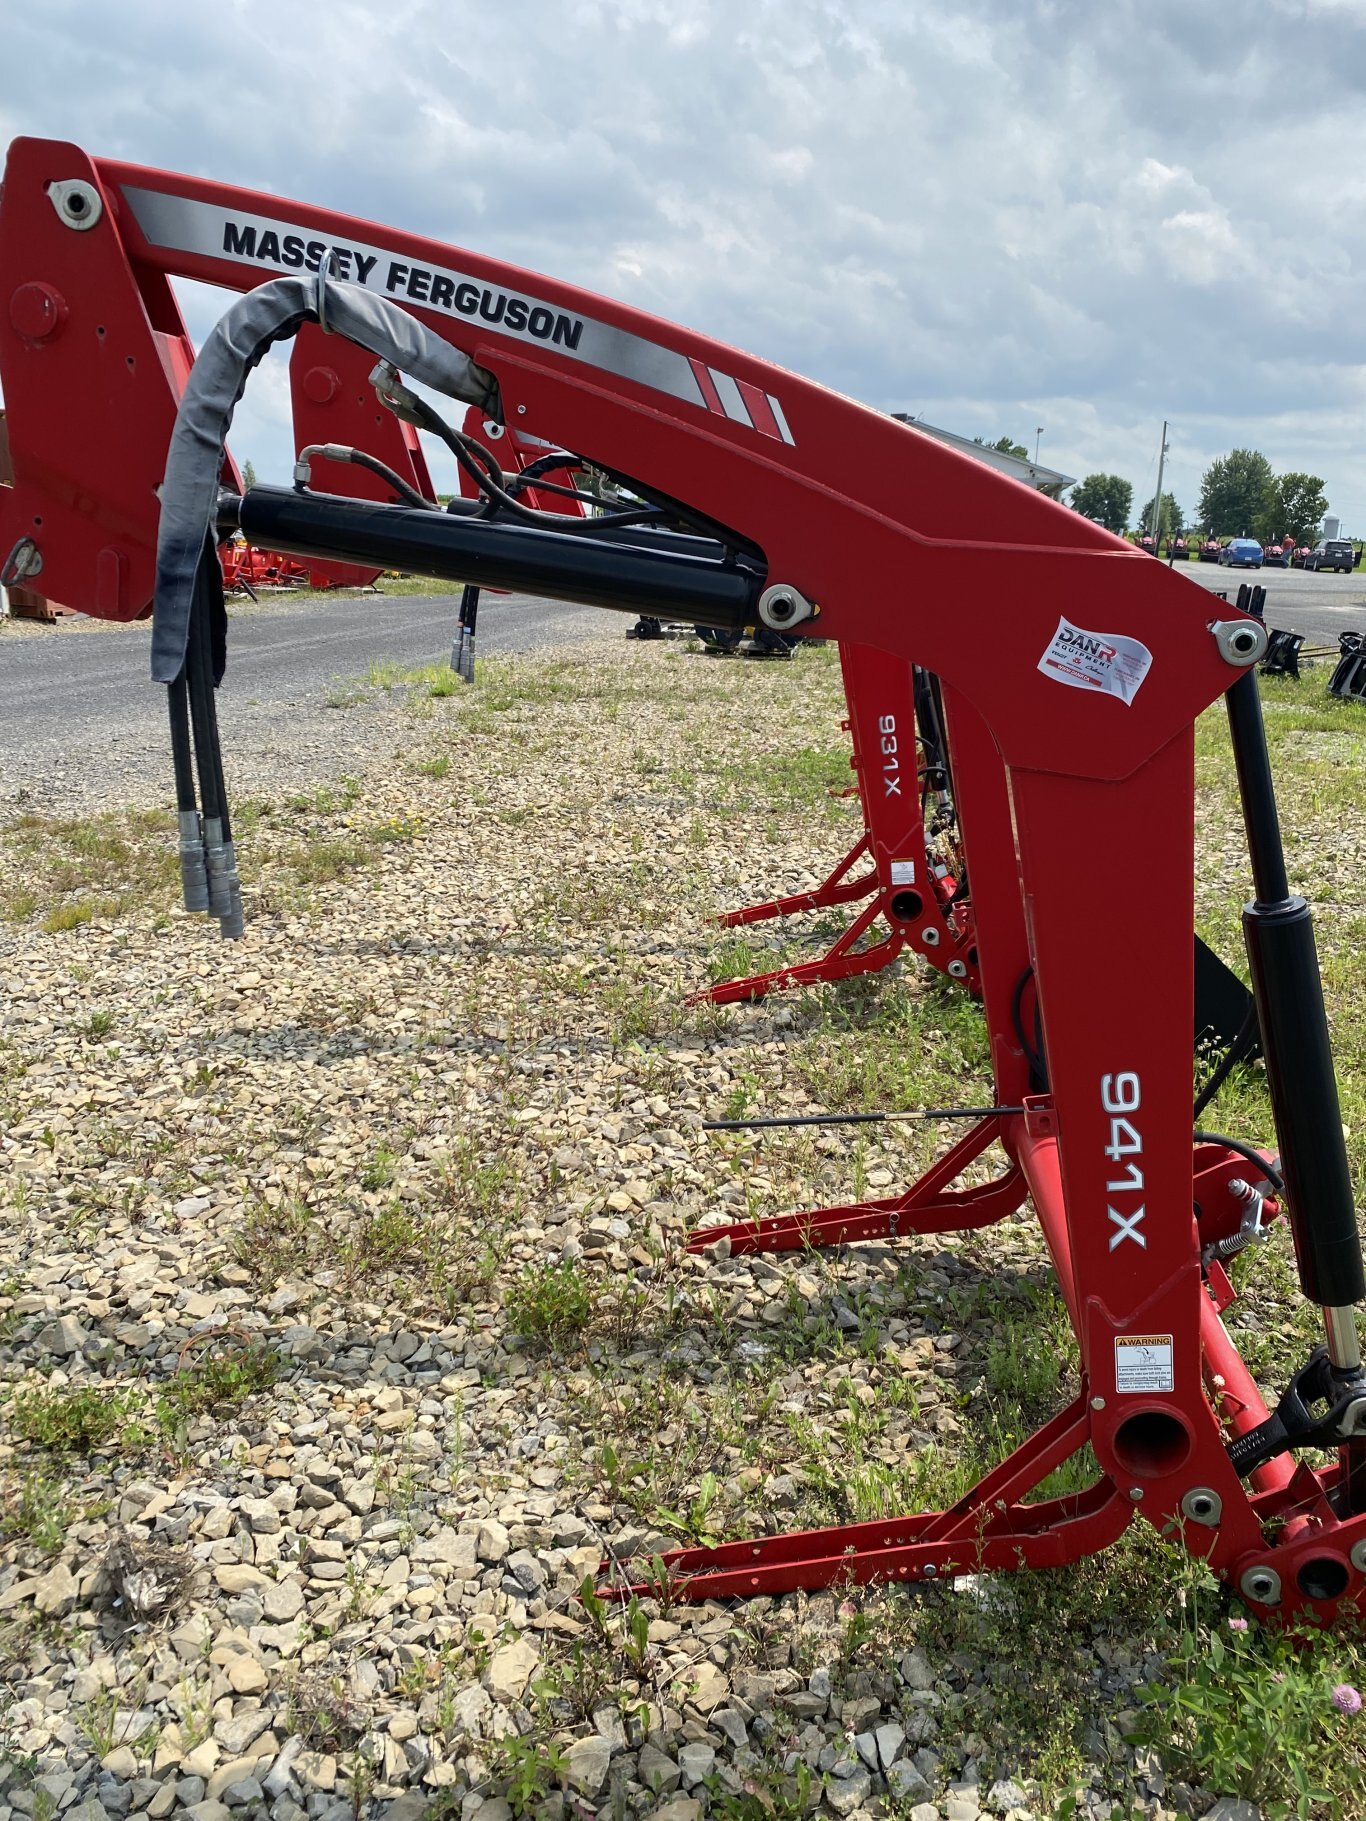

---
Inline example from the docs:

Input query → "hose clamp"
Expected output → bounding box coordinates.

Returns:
[316,254,339,335]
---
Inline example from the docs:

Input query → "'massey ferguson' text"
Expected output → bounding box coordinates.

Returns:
[220,222,584,349]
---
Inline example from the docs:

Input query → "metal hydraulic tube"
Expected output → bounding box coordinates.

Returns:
[1225,672,1365,1368]
[225,486,766,629]
[439,491,736,562]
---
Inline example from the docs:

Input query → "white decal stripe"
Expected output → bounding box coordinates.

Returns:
[768,395,795,446]
[708,369,752,425]
[120,187,709,413]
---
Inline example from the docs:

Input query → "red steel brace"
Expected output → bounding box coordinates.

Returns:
[2,136,1359,1623]
[702,640,979,1003]
[687,683,1029,1257]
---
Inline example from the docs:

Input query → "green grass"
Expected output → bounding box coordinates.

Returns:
[718,743,852,819]
[505,1258,596,1351]
[0,808,178,929]
[155,1340,280,1422]
[230,1136,523,1318]
[8,1385,150,1454]
[0,1472,80,1552]
[6,1340,279,1466]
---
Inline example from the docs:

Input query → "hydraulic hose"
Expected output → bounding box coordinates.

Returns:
[167,674,209,914]
[185,543,243,938]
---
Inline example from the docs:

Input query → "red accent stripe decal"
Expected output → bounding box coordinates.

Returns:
[737,379,781,441]
[689,357,725,416]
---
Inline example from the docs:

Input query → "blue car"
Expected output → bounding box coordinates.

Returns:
[1218,538,1264,569]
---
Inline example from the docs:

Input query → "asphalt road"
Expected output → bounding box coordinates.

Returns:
[1174,558,1366,646]
[0,589,620,812]
[2,559,1362,812]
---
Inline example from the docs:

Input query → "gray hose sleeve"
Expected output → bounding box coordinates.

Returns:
[152,273,498,683]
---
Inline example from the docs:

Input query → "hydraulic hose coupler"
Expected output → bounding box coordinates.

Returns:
[203,819,245,939]
[178,811,210,914]
[216,841,245,942]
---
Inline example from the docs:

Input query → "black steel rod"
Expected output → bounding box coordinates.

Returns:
[704,1105,1023,1131]
[1226,671,1290,905]
[232,487,764,628]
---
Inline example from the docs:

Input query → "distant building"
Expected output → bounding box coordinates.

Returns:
[892,414,1076,496]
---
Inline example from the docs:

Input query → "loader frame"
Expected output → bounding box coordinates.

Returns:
[3,135,1365,1623]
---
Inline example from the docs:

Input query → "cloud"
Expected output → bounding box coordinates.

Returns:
[4,0,1366,526]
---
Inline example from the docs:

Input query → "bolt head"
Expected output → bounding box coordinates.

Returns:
[302,366,339,405]
[9,282,67,343]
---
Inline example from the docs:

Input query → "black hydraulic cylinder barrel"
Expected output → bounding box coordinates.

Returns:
[233,487,764,629]
[1226,671,1364,1307]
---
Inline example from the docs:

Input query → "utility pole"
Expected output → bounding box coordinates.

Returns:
[1152,420,1170,554]
[1035,426,1043,465]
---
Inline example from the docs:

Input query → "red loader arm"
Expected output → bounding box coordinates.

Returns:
[3,135,1364,1626]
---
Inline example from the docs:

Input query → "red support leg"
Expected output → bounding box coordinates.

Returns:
[687,1114,1024,1253]
[701,644,980,1003]
[714,831,877,926]
[600,1395,1133,1601]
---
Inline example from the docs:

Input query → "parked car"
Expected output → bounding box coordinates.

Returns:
[1199,538,1223,563]
[1218,538,1264,569]
[1262,544,1289,568]
[1305,539,1357,573]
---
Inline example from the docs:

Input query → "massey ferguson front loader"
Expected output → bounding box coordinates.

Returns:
[3,135,1365,1623]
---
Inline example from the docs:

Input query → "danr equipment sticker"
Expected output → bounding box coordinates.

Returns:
[1038,616,1153,706]
[890,860,917,885]
[1115,1334,1174,1394]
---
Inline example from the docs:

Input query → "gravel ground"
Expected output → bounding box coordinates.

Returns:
[0,633,1328,1821]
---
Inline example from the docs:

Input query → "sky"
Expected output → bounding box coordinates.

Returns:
[4,0,1366,529]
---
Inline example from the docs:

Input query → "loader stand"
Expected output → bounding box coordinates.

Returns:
[686,1110,1025,1255]
[621,1397,1132,1599]
[699,642,979,1004]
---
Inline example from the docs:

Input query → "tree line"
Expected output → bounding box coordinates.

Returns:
[1068,451,1329,545]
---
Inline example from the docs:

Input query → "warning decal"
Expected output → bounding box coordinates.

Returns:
[1115,1334,1175,1395]
[890,860,917,886]
[1038,616,1153,706]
